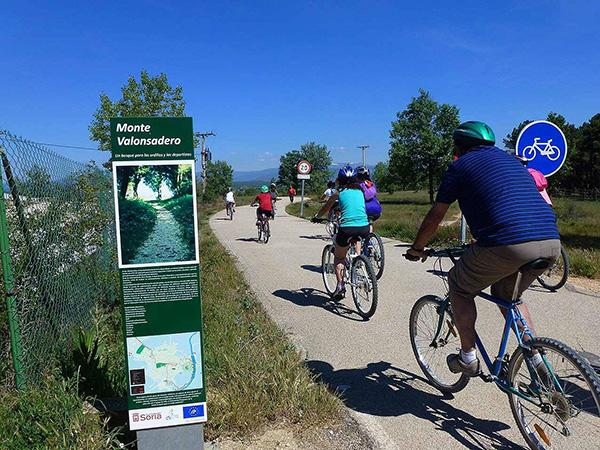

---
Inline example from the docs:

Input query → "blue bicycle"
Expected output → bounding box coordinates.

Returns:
[409,247,600,450]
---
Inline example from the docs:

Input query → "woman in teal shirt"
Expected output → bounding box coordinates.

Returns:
[313,166,369,299]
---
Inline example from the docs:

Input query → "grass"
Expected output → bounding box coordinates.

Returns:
[0,374,122,449]
[197,198,342,438]
[286,191,600,279]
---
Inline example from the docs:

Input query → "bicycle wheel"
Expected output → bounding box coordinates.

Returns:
[524,146,536,161]
[321,244,337,296]
[228,205,234,220]
[350,255,378,319]
[326,220,336,237]
[548,145,561,161]
[263,220,270,244]
[365,232,385,280]
[507,337,600,450]
[409,295,470,393]
[537,246,569,291]
[257,223,262,243]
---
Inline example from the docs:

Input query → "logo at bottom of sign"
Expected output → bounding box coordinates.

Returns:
[129,403,207,430]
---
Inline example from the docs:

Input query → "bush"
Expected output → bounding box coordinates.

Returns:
[118,198,157,263]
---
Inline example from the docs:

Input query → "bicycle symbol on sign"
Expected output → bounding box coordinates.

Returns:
[522,137,561,162]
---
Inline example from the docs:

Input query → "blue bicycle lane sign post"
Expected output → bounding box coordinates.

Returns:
[516,120,568,177]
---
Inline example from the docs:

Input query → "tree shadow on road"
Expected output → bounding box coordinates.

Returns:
[306,360,523,450]
[272,288,365,322]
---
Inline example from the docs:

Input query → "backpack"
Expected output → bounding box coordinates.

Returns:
[361,180,377,202]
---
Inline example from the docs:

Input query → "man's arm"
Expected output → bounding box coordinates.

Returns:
[316,191,339,217]
[407,202,451,261]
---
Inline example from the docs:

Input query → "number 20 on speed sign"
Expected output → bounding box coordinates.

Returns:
[297,160,312,175]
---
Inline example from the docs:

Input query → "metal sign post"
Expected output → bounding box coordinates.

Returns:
[461,213,467,244]
[297,160,312,216]
[300,179,306,215]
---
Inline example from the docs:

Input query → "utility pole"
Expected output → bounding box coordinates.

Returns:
[195,131,215,194]
[357,145,369,166]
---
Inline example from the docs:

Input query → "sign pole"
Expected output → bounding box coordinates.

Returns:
[300,179,305,216]
[461,213,467,244]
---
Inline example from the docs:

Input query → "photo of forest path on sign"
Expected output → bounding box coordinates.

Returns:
[116,163,197,266]
[129,204,189,264]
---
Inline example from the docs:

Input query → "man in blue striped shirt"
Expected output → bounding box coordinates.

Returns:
[406,121,561,376]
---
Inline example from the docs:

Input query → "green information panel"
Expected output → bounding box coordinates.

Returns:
[111,117,206,431]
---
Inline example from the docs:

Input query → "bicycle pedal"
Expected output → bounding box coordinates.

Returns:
[478,372,493,382]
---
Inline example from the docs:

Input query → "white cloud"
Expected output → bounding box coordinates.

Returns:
[231,151,238,156]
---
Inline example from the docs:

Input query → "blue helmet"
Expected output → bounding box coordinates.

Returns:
[338,165,356,183]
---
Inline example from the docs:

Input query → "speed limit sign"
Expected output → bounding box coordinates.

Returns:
[297,160,312,175]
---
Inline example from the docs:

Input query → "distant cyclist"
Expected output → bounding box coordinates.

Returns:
[356,166,382,231]
[405,121,560,377]
[319,180,336,202]
[312,166,369,299]
[224,187,236,213]
[288,185,296,203]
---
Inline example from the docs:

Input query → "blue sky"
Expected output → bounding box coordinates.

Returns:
[2,1,599,171]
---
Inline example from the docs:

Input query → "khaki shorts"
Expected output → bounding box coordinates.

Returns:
[448,239,561,302]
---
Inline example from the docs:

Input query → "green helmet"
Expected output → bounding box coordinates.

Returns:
[261,185,269,193]
[453,121,495,150]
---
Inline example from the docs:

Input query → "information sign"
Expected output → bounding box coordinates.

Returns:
[111,117,207,431]
[297,160,312,175]
[297,174,311,180]
[516,121,568,177]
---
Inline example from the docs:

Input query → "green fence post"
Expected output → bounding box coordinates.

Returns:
[0,173,25,389]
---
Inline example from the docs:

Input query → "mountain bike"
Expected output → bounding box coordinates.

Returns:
[537,245,569,291]
[362,231,385,280]
[313,218,378,319]
[251,204,270,244]
[407,246,600,449]
[325,208,339,237]
[523,138,561,162]
[226,202,234,220]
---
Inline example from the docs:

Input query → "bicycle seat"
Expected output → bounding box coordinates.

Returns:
[519,258,550,272]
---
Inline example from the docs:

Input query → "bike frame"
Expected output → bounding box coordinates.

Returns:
[432,293,562,406]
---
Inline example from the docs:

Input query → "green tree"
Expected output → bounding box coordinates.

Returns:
[578,113,600,189]
[503,120,533,149]
[277,143,332,194]
[372,161,398,194]
[88,69,186,153]
[389,89,460,203]
[204,160,234,201]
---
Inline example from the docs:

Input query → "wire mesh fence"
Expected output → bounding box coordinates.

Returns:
[0,130,117,389]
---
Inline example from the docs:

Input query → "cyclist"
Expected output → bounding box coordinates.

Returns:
[516,155,553,206]
[319,180,340,224]
[288,185,296,203]
[405,121,561,377]
[269,183,278,218]
[319,180,336,202]
[253,185,274,224]
[224,187,235,214]
[312,166,370,299]
[356,166,382,232]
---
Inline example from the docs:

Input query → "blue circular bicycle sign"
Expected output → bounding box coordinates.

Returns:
[516,120,567,177]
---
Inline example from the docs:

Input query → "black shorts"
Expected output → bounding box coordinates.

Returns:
[257,208,273,219]
[335,225,370,247]
[367,213,380,223]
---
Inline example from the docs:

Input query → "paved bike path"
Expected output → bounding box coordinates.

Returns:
[210,198,599,450]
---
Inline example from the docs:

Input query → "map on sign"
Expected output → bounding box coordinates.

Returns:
[127,331,203,395]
